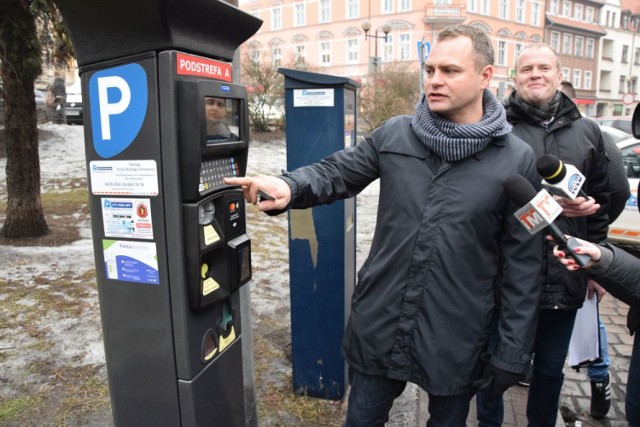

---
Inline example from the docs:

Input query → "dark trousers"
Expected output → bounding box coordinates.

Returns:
[476,309,577,427]
[344,369,473,427]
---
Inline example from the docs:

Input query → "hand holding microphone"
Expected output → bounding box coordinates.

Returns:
[536,154,600,217]
[504,175,591,267]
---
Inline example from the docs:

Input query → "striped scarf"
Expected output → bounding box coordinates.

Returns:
[411,89,512,162]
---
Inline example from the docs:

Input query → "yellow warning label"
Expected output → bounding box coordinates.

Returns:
[203,225,220,246]
[219,326,236,352]
[202,277,220,295]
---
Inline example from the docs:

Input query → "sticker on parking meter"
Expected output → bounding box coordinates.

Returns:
[293,88,334,107]
[89,63,148,158]
[203,225,220,246]
[101,198,153,240]
[202,277,221,295]
[103,240,159,285]
[90,160,158,196]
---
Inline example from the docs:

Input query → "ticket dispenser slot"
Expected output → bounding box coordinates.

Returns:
[183,189,251,310]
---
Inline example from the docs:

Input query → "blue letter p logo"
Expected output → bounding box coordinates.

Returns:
[90,63,148,158]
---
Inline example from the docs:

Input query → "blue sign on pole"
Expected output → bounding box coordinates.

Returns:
[417,41,431,65]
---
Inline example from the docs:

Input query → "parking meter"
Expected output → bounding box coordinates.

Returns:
[279,68,359,399]
[54,0,262,425]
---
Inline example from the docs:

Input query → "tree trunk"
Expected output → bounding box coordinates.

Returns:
[0,0,49,238]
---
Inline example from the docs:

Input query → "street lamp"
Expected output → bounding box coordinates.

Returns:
[361,20,391,72]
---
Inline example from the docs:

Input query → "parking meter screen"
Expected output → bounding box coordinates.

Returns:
[205,97,240,142]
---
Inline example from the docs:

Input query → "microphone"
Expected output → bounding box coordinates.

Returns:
[536,154,588,200]
[504,175,591,267]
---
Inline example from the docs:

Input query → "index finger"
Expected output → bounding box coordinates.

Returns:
[224,177,252,186]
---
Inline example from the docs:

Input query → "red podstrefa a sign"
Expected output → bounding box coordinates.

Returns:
[176,52,232,82]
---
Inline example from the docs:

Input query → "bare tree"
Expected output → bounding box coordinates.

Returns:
[0,0,72,238]
[241,44,283,132]
[359,63,421,133]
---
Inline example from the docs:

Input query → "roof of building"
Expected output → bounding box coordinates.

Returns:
[546,14,607,35]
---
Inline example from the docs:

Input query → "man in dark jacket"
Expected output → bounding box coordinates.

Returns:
[46,73,67,124]
[226,25,543,426]
[476,44,611,426]
[553,238,640,425]
[559,79,630,418]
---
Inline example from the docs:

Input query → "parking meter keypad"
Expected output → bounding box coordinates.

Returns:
[199,157,239,194]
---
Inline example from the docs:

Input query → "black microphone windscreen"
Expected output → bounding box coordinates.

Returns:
[536,154,566,183]
[504,175,538,207]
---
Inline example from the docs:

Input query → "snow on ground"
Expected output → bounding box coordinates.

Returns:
[0,123,418,425]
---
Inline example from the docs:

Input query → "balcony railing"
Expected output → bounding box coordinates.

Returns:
[423,3,467,25]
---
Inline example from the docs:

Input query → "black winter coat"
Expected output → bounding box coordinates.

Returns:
[588,243,640,335]
[506,92,611,310]
[282,116,543,395]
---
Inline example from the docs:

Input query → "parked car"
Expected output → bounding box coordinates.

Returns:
[64,81,83,125]
[608,136,640,246]
[593,116,633,134]
[598,124,630,143]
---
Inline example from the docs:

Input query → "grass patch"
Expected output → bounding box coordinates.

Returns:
[0,187,90,247]
[41,187,89,216]
[54,366,111,425]
[0,395,43,422]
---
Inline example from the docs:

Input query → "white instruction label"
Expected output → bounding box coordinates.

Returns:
[90,160,158,196]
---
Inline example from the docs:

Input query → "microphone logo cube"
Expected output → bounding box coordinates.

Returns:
[567,173,585,197]
[515,190,563,234]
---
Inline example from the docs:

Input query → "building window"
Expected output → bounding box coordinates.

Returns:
[467,0,477,13]
[586,38,595,59]
[585,7,594,23]
[550,31,560,52]
[320,42,331,65]
[347,0,359,19]
[294,3,305,27]
[319,0,331,23]
[515,42,523,59]
[398,0,411,12]
[499,0,508,19]
[399,33,411,60]
[574,4,583,21]
[347,38,359,63]
[271,46,282,67]
[382,0,393,13]
[383,35,393,62]
[271,5,282,30]
[635,47,640,65]
[622,45,629,63]
[572,69,581,88]
[498,40,507,66]
[619,76,626,93]
[584,71,592,89]
[515,0,525,23]
[295,45,306,66]
[480,0,490,15]
[531,2,541,26]
[563,33,573,55]
[575,36,584,57]
[562,1,571,17]
[550,0,559,14]
[562,67,570,81]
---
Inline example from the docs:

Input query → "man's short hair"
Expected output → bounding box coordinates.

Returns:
[437,24,494,71]
[559,80,576,99]
[515,43,562,71]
